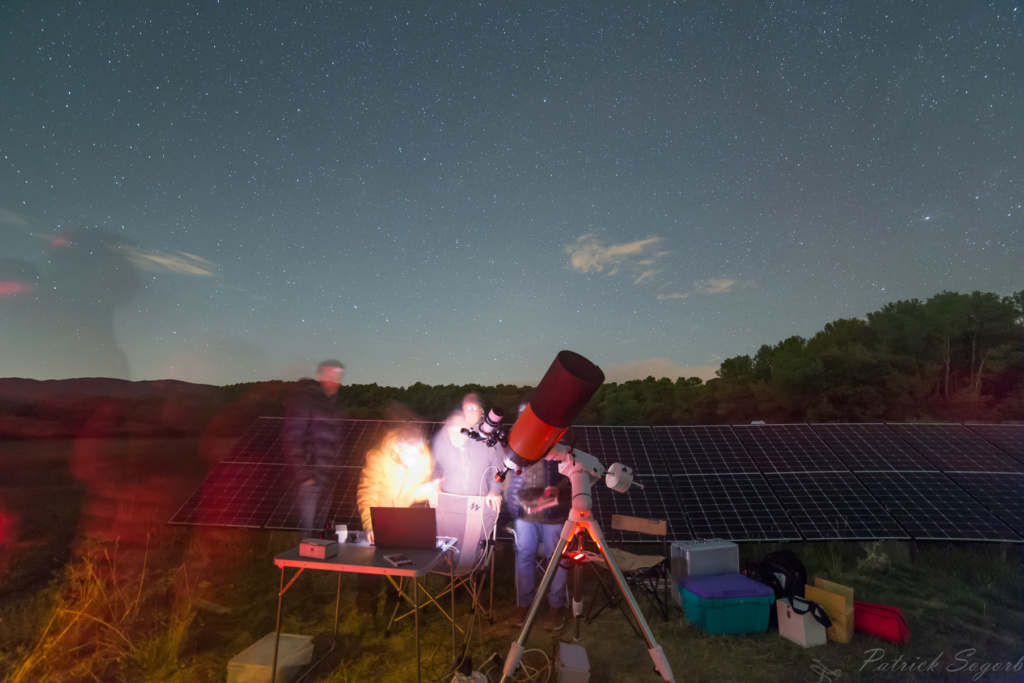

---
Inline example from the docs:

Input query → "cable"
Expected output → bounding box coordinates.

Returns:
[511,648,552,683]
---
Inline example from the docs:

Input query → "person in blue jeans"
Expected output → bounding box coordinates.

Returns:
[506,456,571,631]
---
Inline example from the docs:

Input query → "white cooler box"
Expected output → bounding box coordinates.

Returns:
[227,632,313,683]
[556,641,590,683]
[670,539,739,607]
[777,596,827,648]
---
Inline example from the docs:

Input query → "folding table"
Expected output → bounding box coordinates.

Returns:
[271,542,450,683]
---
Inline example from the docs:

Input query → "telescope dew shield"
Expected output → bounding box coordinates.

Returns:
[507,350,605,468]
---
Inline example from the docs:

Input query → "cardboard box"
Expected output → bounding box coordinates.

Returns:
[298,538,338,560]
[777,597,827,648]
[555,641,590,683]
[679,572,775,634]
[804,578,854,643]
[227,632,313,683]
[669,539,739,606]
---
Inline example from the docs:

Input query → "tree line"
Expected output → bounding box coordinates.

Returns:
[285,288,1023,426]
[2,289,1019,439]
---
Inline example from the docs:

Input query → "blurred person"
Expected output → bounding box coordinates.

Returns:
[0,230,136,380]
[356,421,436,545]
[282,359,345,535]
[506,408,572,631]
[431,393,506,573]
[431,393,505,509]
[0,496,18,583]
[355,421,436,617]
[69,399,133,545]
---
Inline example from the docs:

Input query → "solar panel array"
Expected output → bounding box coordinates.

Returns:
[170,418,440,531]
[170,419,1024,544]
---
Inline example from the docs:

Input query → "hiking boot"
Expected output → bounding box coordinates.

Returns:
[545,606,567,632]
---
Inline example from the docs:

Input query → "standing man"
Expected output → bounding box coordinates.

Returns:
[506,454,571,631]
[282,359,344,535]
[431,393,505,510]
[431,393,506,573]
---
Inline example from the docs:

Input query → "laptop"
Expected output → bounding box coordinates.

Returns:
[370,506,438,551]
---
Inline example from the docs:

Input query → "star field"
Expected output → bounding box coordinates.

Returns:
[1,2,1020,386]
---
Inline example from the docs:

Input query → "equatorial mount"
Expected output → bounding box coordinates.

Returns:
[498,443,675,683]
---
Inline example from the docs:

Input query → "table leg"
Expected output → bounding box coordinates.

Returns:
[414,578,421,683]
[450,548,456,658]
[271,566,284,683]
[333,572,342,638]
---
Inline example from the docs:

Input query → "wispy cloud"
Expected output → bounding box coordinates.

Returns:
[0,207,32,230]
[699,277,737,294]
[634,269,656,285]
[117,245,217,276]
[565,234,664,283]
[657,277,740,301]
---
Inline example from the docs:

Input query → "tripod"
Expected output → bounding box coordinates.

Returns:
[499,448,676,683]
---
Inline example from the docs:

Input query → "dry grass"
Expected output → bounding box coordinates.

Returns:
[3,531,1023,682]
[1,438,1023,682]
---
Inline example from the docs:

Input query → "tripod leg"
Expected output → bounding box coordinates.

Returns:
[585,521,676,683]
[499,534,570,683]
[571,534,584,641]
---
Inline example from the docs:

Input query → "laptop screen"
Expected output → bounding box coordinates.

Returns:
[370,506,437,550]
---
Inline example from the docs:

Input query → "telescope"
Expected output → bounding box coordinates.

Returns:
[459,407,507,448]
[495,350,675,683]
[469,350,605,481]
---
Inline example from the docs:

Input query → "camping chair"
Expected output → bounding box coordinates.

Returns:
[385,493,498,641]
[585,514,671,633]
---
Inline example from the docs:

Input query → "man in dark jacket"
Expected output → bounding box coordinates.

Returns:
[282,359,344,534]
[506,457,571,631]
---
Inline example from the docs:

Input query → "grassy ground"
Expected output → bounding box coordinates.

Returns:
[1,438,1022,682]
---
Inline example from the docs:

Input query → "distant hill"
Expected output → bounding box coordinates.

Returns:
[0,377,220,402]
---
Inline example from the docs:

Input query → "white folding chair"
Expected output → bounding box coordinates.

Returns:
[387,493,498,636]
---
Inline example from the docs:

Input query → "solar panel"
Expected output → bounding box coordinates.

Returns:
[965,424,1024,465]
[763,471,908,541]
[733,424,847,473]
[855,471,1022,542]
[168,461,290,528]
[811,423,935,471]
[946,473,1024,537]
[265,466,363,530]
[227,417,441,467]
[653,425,758,474]
[171,418,442,530]
[588,473,684,541]
[170,418,1024,543]
[338,419,442,468]
[225,417,289,464]
[672,472,801,542]
[568,425,667,476]
[887,423,1023,472]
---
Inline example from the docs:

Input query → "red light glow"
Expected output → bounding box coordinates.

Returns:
[0,280,34,297]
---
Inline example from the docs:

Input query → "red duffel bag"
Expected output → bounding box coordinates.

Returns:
[854,600,910,644]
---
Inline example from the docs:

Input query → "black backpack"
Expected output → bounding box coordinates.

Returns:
[762,549,807,600]
[741,561,785,599]
[742,549,808,629]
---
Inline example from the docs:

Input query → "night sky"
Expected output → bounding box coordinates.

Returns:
[1,2,1020,388]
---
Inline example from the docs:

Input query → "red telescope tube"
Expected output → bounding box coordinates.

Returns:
[506,350,604,468]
